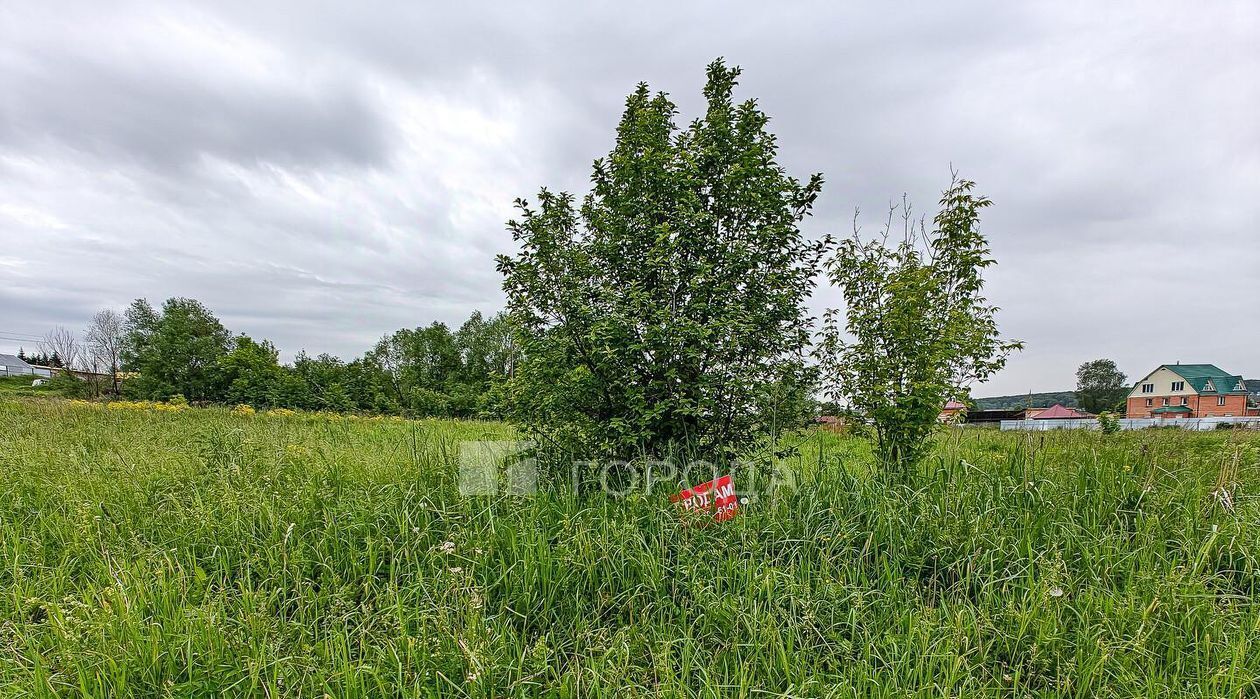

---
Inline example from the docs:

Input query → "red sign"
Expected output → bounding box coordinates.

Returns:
[671,474,739,522]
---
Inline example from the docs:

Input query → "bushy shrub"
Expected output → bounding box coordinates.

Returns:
[46,371,92,398]
[1098,411,1120,434]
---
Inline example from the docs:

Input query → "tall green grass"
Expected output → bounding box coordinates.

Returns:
[1,399,1257,697]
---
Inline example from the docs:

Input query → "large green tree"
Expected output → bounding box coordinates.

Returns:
[498,60,827,463]
[817,178,1022,476]
[1075,358,1128,414]
[290,352,355,412]
[218,335,286,407]
[122,298,232,401]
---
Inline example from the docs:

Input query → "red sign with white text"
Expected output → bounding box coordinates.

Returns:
[671,474,739,522]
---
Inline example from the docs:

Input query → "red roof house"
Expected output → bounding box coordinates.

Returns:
[939,400,967,422]
[1031,403,1093,420]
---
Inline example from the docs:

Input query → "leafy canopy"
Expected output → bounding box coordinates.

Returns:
[122,298,232,401]
[115,295,513,416]
[818,178,1022,474]
[498,59,826,462]
[1075,358,1128,414]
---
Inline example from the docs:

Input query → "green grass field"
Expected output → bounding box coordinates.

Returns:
[2,398,1258,697]
[0,376,58,398]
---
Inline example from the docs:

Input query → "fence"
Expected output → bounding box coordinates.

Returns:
[1000,417,1260,432]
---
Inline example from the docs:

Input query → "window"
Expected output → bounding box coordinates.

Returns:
[1145,398,1153,407]
[1141,383,1154,393]
[1181,397,1189,405]
[1236,381,1246,391]
[1162,398,1170,406]
[1218,396,1227,406]
[1171,381,1185,392]
[1204,380,1215,392]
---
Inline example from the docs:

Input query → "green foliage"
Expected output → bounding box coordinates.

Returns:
[365,312,517,418]
[0,375,60,397]
[111,296,514,417]
[46,371,93,398]
[121,298,232,401]
[290,352,356,412]
[1076,358,1129,414]
[818,177,1022,475]
[499,60,826,463]
[218,334,286,407]
[3,401,1259,695]
[16,349,54,368]
[1098,410,1121,434]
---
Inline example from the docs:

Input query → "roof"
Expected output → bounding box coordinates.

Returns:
[1158,364,1248,394]
[943,400,967,410]
[0,354,34,369]
[1032,403,1092,419]
[1152,404,1193,414]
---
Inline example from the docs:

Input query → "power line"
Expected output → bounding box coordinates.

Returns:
[0,330,47,340]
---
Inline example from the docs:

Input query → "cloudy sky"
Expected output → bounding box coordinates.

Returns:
[1,1,1256,395]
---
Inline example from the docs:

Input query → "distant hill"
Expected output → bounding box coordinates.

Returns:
[975,391,1077,410]
[1247,379,1260,395]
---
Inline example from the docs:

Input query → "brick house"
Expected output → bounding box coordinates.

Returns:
[1125,364,1258,418]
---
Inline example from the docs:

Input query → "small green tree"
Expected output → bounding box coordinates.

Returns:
[499,59,826,465]
[1075,358,1128,414]
[818,177,1022,476]
[1097,411,1121,434]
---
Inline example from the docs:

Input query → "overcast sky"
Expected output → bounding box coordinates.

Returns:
[1,1,1257,395]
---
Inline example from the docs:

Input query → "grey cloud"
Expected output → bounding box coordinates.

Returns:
[0,1,1257,394]
[0,6,390,171]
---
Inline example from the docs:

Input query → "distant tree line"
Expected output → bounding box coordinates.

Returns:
[15,349,61,368]
[36,297,517,418]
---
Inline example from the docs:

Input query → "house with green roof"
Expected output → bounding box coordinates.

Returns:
[1126,363,1259,418]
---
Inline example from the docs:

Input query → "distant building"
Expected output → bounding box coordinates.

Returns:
[815,415,846,432]
[0,353,51,378]
[1126,363,1259,418]
[1031,403,1093,420]
[939,400,967,422]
